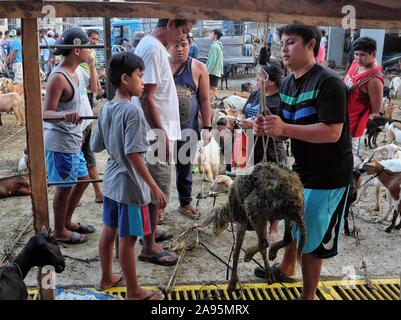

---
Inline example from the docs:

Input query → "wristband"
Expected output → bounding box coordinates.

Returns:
[203,126,213,130]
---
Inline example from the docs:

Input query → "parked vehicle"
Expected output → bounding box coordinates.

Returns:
[111,19,144,50]
[383,53,401,74]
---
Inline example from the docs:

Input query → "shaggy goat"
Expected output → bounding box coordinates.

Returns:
[0,230,65,300]
[202,162,305,292]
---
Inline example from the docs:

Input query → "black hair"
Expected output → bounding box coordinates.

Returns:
[278,24,321,57]
[261,60,285,87]
[321,30,326,36]
[156,19,195,28]
[0,31,2,36]
[5,30,9,36]
[16,28,21,37]
[213,29,223,40]
[352,36,377,54]
[87,29,100,37]
[108,51,145,89]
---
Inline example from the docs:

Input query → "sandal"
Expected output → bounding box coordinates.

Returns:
[144,291,165,300]
[95,274,125,291]
[69,222,95,234]
[138,251,178,266]
[178,205,201,220]
[56,231,88,245]
[254,263,300,283]
[138,231,173,245]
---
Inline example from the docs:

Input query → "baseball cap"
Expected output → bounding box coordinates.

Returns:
[9,29,16,37]
[53,27,89,56]
[47,31,54,37]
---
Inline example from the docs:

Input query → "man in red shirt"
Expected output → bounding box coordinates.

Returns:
[343,37,383,164]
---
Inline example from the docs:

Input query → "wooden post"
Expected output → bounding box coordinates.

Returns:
[22,17,54,300]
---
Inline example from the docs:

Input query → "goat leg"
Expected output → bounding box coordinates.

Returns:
[269,218,293,261]
[385,209,398,233]
[244,219,268,262]
[227,223,247,294]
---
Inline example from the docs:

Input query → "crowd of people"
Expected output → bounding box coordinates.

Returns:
[0,28,23,83]
[37,18,387,300]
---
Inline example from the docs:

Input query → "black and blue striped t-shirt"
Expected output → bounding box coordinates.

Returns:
[278,64,353,189]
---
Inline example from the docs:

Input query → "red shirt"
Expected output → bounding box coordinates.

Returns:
[344,60,384,137]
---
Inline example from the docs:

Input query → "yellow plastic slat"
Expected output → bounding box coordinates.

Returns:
[277,288,288,300]
[245,288,255,300]
[379,284,398,300]
[358,285,377,300]
[337,285,354,300]
[373,284,392,300]
[260,288,272,300]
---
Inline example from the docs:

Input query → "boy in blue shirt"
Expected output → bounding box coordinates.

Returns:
[91,52,166,300]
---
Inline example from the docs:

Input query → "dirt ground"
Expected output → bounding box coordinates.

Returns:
[1,74,401,291]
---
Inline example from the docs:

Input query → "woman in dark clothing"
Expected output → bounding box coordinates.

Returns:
[240,60,287,164]
[239,60,286,241]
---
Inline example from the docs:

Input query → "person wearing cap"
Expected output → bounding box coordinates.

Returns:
[237,60,287,241]
[43,27,95,244]
[7,28,23,83]
[188,33,198,59]
[206,29,224,102]
[343,37,383,165]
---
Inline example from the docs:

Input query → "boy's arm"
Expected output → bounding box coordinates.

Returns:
[43,73,81,125]
[367,77,383,114]
[90,121,105,152]
[126,153,166,208]
[87,54,98,93]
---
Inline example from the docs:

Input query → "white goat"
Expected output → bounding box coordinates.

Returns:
[198,137,220,182]
[389,76,401,99]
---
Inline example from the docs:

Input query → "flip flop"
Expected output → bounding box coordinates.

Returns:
[71,223,95,234]
[138,231,174,245]
[178,206,201,220]
[144,291,165,300]
[138,251,178,266]
[56,232,88,245]
[95,274,125,291]
[157,209,167,225]
[254,263,300,283]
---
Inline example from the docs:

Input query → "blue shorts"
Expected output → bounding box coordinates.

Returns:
[45,150,88,188]
[103,196,152,238]
[292,186,350,259]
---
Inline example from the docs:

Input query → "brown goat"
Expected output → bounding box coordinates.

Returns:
[362,160,401,232]
[0,175,31,198]
[202,162,305,293]
[0,92,24,126]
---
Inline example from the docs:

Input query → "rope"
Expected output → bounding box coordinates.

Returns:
[0,127,25,146]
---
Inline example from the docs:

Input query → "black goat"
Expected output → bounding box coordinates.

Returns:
[344,170,362,236]
[221,64,235,90]
[0,230,65,300]
[383,85,391,102]
[365,116,390,149]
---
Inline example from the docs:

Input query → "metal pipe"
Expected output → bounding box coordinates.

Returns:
[43,116,98,121]
[47,179,103,186]
[39,44,105,49]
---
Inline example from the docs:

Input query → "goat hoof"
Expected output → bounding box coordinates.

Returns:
[385,227,392,233]
[268,250,277,261]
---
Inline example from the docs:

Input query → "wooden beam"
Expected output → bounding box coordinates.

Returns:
[1,0,401,27]
[22,18,54,301]
[1,1,268,21]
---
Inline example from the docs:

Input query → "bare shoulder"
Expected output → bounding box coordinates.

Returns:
[47,72,68,89]
[192,59,208,74]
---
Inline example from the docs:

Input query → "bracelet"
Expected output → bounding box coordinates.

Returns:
[202,126,213,130]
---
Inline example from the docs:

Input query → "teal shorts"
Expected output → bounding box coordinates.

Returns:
[292,186,350,259]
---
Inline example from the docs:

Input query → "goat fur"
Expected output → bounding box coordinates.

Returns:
[201,162,305,292]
